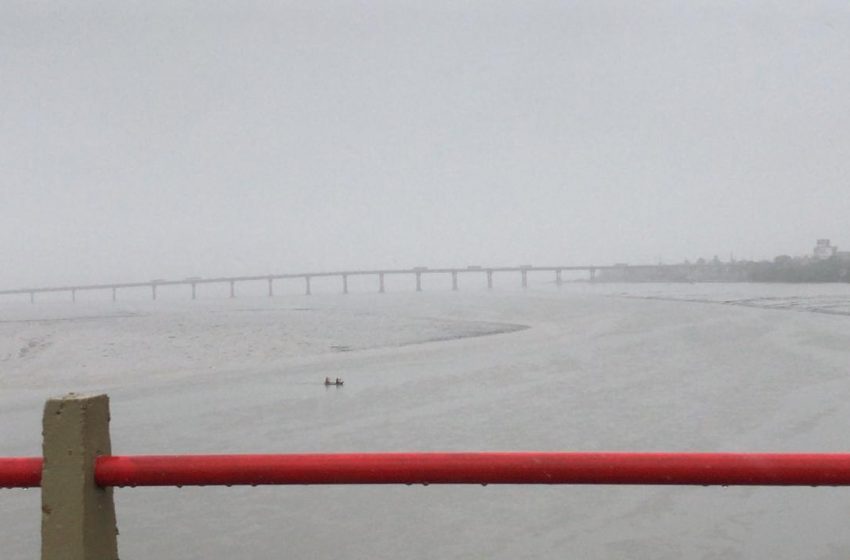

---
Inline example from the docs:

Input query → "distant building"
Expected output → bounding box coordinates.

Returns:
[814,239,837,260]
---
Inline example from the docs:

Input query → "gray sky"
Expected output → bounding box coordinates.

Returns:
[2,1,849,287]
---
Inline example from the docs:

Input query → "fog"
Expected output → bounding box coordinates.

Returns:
[2,1,850,288]
[6,4,850,558]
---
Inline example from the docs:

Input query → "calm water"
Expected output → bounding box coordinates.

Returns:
[3,285,850,558]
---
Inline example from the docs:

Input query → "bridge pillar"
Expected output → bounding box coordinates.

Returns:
[555,269,562,287]
[268,277,274,297]
[486,270,493,290]
[111,288,116,302]
[521,270,528,289]
[151,285,157,301]
[415,272,422,292]
[191,283,197,300]
[229,281,235,298]
[451,271,458,291]
[41,393,119,560]
[71,289,76,303]
[379,273,385,293]
[342,275,348,295]
[305,276,311,296]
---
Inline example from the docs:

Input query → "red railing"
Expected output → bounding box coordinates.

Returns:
[6,452,850,489]
[11,393,850,558]
[0,457,41,488]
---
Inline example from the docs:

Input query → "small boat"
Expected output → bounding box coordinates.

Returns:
[324,377,344,386]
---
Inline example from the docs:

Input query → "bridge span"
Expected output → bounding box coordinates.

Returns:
[0,263,692,303]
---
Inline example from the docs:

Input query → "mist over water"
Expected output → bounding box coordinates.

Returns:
[3,2,850,559]
[2,1,850,287]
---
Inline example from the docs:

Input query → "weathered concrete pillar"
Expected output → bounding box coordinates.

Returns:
[342,275,348,295]
[151,285,157,301]
[415,272,422,292]
[486,270,493,290]
[555,269,562,287]
[267,277,274,297]
[305,276,312,296]
[378,273,385,294]
[41,393,119,560]
[229,281,235,298]
[451,271,458,291]
[521,270,528,289]
[191,283,197,300]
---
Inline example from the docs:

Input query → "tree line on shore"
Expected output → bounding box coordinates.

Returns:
[598,255,850,283]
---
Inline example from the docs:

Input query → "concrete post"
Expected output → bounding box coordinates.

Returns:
[305,276,311,296]
[268,277,274,297]
[521,270,528,289]
[486,270,493,290]
[451,271,458,291]
[415,272,422,292]
[379,273,385,294]
[229,281,235,298]
[555,269,562,287]
[41,393,119,560]
[342,275,348,295]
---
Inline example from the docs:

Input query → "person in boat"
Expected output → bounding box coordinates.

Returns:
[325,377,331,384]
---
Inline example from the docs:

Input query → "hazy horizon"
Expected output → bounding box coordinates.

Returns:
[3,1,849,287]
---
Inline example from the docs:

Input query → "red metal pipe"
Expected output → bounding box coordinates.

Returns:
[95,452,850,488]
[0,458,42,488]
[6,453,850,489]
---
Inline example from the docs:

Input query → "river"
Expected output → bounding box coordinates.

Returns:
[3,283,850,558]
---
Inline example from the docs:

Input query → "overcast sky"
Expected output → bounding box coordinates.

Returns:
[2,1,849,287]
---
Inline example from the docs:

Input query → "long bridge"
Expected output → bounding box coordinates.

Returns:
[0,263,704,303]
